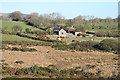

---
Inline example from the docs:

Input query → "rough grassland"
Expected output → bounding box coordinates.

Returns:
[2,45,119,77]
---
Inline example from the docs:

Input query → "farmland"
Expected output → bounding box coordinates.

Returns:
[1,20,117,43]
[1,12,119,79]
[1,20,40,32]
[84,22,118,32]
[2,34,41,42]
[50,36,118,44]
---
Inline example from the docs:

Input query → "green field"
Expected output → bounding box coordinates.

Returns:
[1,20,118,43]
[1,20,40,32]
[83,22,118,32]
[1,34,107,43]
[2,34,41,42]
[50,37,117,44]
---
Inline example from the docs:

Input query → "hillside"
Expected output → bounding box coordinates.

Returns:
[83,22,118,32]
[1,20,40,32]
[2,34,41,42]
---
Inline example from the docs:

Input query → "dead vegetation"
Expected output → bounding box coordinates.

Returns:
[2,45,119,77]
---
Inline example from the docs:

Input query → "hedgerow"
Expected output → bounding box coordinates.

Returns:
[97,39,118,52]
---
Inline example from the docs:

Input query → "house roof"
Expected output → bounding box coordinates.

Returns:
[46,26,52,29]
[53,28,62,31]
[75,29,81,32]
[65,27,77,32]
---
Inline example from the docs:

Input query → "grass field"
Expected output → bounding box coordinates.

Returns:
[2,34,106,43]
[2,34,41,42]
[1,20,41,32]
[83,22,118,32]
[50,37,117,43]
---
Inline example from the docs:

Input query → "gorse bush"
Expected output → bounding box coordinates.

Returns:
[31,30,48,35]
[69,41,99,51]
[6,46,37,52]
[15,68,25,75]
[2,39,118,52]
[37,70,48,76]
[12,47,19,51]
[97,39,118,52]
[15,61,24,64]
[30,65,39,73]
[2,64,104,78]
[11,47,37,52]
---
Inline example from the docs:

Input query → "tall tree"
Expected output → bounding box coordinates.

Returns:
[9,11,22,21]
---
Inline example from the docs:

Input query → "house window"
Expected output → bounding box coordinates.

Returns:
[61,32,63,34]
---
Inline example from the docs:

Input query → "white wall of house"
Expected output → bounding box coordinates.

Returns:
[75,32,82,36]
[59,29,67,37]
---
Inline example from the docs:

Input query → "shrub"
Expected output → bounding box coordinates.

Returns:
[69,41,99,51]
[37,70,48,76]
[11,47,19,51]
[15,61,24,64]
[70,69,76,76]
[20,48,37,52]
[0,60,5,62]
[2,69,6,73]
[23,68,31,75]
[2,46,11,50]
[31,30,48,35]
[12,25,22,33]
[25,28,31,33]
[95,31,120,37]
[29,48,37,51]
[30,65,39,73]
[20,48,30,52]
[15,68,25,75]
[60,70,67,74]
[97,39,118,52]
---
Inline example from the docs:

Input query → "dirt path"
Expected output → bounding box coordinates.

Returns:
[2,45,119,77]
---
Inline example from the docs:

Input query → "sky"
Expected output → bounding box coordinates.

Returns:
[0,1,118,19]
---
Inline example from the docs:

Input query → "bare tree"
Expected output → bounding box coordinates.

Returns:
[49,12,64,25]
[9,11,22,21]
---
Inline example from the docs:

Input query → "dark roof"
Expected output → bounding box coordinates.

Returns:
[53,28,62,31]
[46,26,52,29]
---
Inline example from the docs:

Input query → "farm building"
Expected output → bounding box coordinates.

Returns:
[53,28,67,37]
[65,27,82,36]
[74,29,82,36]
[86,31,95,37]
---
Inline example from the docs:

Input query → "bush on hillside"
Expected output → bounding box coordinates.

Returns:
[11,47,19,51]
[69,41,99,51]
[31,30,48,35]
[95,31,120,37]
[12,25,22,33]
[97,39,118,52]
[15,61,24,64]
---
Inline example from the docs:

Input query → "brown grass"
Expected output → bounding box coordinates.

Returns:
[2,45,119,77]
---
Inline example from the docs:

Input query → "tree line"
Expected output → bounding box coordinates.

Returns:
[8,11,117,27]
